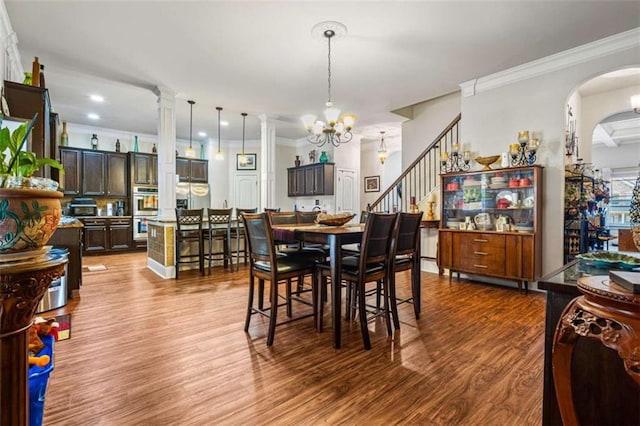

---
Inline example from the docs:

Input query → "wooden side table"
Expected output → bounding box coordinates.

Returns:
[0,257,66,426]
[552,275,640,425]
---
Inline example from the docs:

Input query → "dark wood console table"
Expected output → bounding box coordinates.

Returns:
[539,261,640,425]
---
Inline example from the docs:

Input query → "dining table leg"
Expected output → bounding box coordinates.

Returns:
[328,234,342,349]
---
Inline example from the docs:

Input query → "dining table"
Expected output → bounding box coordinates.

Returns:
[271,223,365,349]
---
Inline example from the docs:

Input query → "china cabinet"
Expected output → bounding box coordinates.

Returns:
[437,165,542,292]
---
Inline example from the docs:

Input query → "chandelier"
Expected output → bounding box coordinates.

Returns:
[185,100,196,158]
[377,131,387,164]
[301,21,356,148]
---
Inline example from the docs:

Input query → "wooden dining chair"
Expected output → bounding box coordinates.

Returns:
[388,211,423,329]
[242,212,319,346]
[175,208,204,279]
[203,208,233,272]
[296,211,320,224]
[232,207,257,266]
[317,212,398,350]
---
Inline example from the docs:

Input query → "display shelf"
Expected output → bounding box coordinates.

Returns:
[437,165,543,291]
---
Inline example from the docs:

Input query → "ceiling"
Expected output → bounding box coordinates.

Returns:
[5,1,640,148]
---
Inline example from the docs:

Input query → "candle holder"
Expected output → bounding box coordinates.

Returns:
[426,201,435,220]
[510,132,539,166]
[440,148,471,173]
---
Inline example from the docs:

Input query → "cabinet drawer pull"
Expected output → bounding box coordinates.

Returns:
[474,251,488,256]
[473,239,488,243]
[473,264,488,269]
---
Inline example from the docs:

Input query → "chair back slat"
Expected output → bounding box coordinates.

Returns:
[176,208,204,231]
[395,212,423,255]
[242,212,275,262]
[359,213,397,266]
[207,208,232,225]
[268,211,298,225]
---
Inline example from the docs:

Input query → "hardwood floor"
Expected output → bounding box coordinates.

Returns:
[42,252,544,425]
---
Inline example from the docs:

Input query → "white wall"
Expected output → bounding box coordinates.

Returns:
[460,44,638,277]
[401,92,462,169]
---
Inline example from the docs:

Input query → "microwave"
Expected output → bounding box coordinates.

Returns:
[69,198,98,216]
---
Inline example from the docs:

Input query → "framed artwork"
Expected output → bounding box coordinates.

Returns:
[364,175,380,193]
[236,153,257,170]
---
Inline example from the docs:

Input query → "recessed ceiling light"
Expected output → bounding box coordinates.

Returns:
[87,113,100,120]
[198,131,207,137]
[90,94,104,102]
[220,121,229,127]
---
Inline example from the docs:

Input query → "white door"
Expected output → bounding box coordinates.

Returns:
[336,168,357,215]
[233,172,259,210]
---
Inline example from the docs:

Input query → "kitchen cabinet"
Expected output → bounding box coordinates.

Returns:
[80,217,133,254]
[59,147,82,195]
[130,152,158,186]
[106,152,128,196]
[48,223,83,298]
[437,165,542,291]
[82,151,106,196]
[287,163,334,197]
[177,158,208,183]
[3,80,51,178]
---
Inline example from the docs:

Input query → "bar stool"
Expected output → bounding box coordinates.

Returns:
[204,208,233,272]
[232,207,257,266]
[175,208,205,279]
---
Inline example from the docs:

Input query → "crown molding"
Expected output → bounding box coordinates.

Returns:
[460,27,640,97]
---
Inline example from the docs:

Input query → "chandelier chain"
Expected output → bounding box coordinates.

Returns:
[327,34,332,103]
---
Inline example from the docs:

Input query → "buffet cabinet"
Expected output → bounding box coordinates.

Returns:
[437,165,542,291]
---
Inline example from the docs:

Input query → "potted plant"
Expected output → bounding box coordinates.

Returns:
[0,113,64,254]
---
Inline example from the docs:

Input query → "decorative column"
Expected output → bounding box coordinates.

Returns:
[259,114,277,210]
[0,259,66,425]
[0,3,23,82]
[154,86,177,220]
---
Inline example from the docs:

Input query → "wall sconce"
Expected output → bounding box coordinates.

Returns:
[440,143,471,173]
[510,131,539,166]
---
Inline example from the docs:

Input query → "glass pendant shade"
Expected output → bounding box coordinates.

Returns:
[301,114,317,131]
[323,103,340,125]
[377,131,387,165]
[185,145,196,158]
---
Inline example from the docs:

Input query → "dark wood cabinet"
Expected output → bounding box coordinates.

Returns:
[80,217,132,254]
[108,218,133,251]
[287,163,334,197]
[130,153,158,186]
[106,153,128,196]
[59,147,82,195]
[82,151,106,196]
[3,80,51,178]
[287,168,304,196]
[177,158,208,182]
[81,218,108,253]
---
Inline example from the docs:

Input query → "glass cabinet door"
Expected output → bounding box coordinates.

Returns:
[441,166,538,233]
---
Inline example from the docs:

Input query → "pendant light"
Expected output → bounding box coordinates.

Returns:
[377,130,387,164]
[215,106,224,160]
[185,100,196,158]
[238,112,248,166]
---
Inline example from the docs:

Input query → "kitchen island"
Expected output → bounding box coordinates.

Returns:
[48,216,83,298]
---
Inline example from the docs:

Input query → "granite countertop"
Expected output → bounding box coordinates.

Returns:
[57,216,84,229]
[75,215,133,219]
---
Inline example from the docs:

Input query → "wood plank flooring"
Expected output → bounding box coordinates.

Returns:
[42,252,545,425]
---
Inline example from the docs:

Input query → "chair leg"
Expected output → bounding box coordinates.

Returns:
[311,272,319,330]
[208,234,213,273]
[199,237,205,275]
[376,280,382,311]
[258,279,265,310]
[411,264,420,319]
[286,278,293,318]
[266,278,278,346]
[357,280,371,350]
[382,278,392,337]
[389,272,401,330]
[318,272,326,332]
[244,273,255,332]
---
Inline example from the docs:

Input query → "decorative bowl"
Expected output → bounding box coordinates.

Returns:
[475,155,501,170]
[576,252,640,270]
[315,212,356,226]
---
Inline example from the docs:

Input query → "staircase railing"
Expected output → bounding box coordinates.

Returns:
[368,113,461,213]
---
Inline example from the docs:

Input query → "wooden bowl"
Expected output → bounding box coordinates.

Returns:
[475,155,501,170]
[315,213,356,226]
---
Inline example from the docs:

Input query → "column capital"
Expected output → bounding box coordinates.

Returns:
[153,86,177,100]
